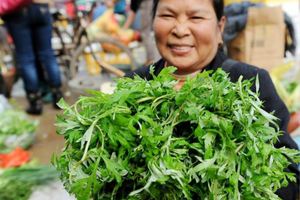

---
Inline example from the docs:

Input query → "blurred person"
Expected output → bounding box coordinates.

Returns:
[91,2,107,21]
[2,0,63,115]
[88,0,136,45]
[92,0,126,20]
[92,0,127,21]
[123,0,159,64]
[114,0,127,15]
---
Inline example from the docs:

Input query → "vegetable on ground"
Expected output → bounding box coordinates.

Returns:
[0,164,59,200]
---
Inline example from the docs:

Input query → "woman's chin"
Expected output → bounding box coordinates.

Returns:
[172,65,198,75]
[167,60,195,70]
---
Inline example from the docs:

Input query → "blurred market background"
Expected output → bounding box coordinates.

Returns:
[0,0,300,199]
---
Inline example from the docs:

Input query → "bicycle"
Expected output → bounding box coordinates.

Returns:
[0,24,17,98]
[51,0,141,93]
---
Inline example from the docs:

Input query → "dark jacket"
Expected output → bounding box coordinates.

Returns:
[130,0,143,13]
[126,50,300,200]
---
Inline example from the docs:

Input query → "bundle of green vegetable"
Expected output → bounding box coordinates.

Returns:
[0,164,59,200]
[53,67,300,200]
[0,109,38,152]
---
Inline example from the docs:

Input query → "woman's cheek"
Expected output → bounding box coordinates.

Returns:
[154,27,167,49]
[154,19,172,37]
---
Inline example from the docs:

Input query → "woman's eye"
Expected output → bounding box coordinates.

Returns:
[191,16,203,20]
[161,14,173,18]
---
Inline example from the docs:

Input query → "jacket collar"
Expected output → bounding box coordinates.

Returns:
[203,49,228,71]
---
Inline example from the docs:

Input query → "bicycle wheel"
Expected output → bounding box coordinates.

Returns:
[51,24,74,80]
[70,36,138,78]
[68,36,139,93]
[0,27,17,98]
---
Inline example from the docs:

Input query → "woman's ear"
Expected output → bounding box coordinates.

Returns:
[218,16,226,34]
[217,16,226,44]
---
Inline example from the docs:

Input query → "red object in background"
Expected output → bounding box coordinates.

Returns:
[0,0,32,15]
[0,147,30,168]
[288,112,300,134]
[133,31,141,42]
[65,1,76,20]
[6,33,13,44]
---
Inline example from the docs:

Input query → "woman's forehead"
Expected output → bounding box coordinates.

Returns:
[156,0,214,12]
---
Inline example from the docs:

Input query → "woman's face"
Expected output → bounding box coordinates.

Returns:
[153,0,225,75]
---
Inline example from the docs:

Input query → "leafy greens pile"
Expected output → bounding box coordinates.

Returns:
[0,109,37,135]
[54,67,300,200]
[0,164,59,200]
[0,109,38,152]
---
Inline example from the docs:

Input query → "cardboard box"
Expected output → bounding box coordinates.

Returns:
[224,0,266,6]
[227,6,285,71]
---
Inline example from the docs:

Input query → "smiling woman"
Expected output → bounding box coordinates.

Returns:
[126,0,300,199]
[153,0,225,75]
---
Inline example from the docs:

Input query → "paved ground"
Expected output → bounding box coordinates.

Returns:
[11,80,68,165]
[29,181,75,200]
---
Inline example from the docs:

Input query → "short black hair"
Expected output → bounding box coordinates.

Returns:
[152,0,224,21]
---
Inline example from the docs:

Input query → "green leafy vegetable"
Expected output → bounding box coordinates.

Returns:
[0,109,38,152]
[0,109,37,135]
[0,165,59,200]
[53,67,300,200]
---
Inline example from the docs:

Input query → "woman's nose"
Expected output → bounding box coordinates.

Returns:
[171,20,190,38]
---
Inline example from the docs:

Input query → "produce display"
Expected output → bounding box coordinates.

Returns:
[271,71,300,113]
[0,97,56,200]
[0,163,59,200]
[0,147,30,168]
[54,67,300,200]
[0,109,38,152]
[270,62,300,133]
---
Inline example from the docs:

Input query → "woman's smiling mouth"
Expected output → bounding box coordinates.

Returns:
[168,44,194,55]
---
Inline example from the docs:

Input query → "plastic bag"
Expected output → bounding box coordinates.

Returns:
[0,95,11,113]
